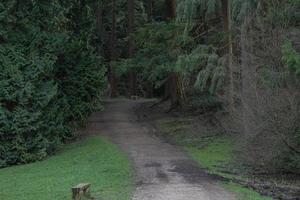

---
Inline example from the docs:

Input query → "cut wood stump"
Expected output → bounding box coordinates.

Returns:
[72,183,94,200]
[130,95,138,100]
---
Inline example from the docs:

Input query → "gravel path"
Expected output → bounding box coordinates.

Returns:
[84,99,236,200]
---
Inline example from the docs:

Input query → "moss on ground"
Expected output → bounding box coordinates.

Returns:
[0,137,133,200]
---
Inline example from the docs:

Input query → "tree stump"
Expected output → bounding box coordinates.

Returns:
[72,183,93,200]
[131,95,138,100]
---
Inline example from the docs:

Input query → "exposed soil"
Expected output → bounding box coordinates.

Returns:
[83,99,236,200]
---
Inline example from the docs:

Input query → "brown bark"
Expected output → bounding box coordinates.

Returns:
[164,0,184,107]
[169,72,184,107]
[165,0,176,19]
[221,0,229,32]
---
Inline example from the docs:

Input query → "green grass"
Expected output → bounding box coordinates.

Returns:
[185,137,233,174]
[223,183,273,200]
[155,117,273,200]
[0,137,133,200]
[185,137,272,200]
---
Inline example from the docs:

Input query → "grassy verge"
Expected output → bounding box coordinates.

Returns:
[186,139,272,200]
[0,137,133,200]
[223,183,272,200]
[154,117,272,200]
[185,136,233,175]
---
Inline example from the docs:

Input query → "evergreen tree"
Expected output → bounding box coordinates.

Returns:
[0,0,106,167]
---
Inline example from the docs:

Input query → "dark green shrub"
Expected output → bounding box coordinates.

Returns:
[187,91,222,114]
[0,1,106,167]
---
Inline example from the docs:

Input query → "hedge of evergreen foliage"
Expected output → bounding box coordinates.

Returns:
[0,1,106,167]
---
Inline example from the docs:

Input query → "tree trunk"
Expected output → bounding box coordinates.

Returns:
[109,0,118,97]
[221,0,234,113]
[165,0,176,19]
[127,0,137,97]
[146,0,153,22]
[164,0,184,107]
[169,72,184,108]
[146,82,153,98]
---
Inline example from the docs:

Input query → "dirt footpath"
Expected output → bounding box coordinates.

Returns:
[84,99,236,200]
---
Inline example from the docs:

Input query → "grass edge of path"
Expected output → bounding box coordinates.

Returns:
[186,141,273,200]
[154,117,273,200]
[0,136,134,200]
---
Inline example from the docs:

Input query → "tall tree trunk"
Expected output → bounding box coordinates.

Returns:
[127,0,137,97]
[169,72,184,108]
[109,0,118,97]
[221,0,234,112]
[165,0,184,108]
[165,0,176,19]
[146,0,153,22]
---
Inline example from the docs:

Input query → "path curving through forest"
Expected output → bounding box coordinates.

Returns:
[84,99,236,200]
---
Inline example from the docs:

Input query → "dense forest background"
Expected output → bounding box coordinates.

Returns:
[1,0,300,176]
